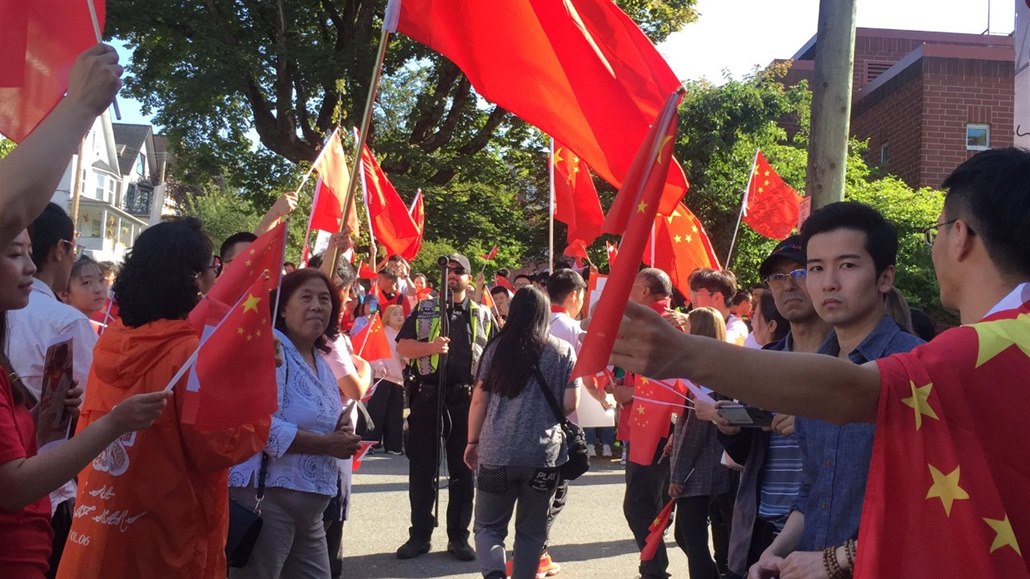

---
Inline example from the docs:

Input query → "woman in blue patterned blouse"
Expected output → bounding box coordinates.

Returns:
[229,269,362,578]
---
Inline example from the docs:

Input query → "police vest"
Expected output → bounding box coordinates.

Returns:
[410,298,493,379]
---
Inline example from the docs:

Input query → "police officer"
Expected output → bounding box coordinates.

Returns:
[395,253,496,561]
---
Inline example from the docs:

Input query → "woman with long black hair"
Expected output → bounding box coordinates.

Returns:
[464,286,580,579]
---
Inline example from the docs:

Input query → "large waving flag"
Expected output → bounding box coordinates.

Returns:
[742,151,803,240]
[182,271,279,430]
[644,203,721,299]
[358,137,422,260]
[572,90,683,380]
[190,223,286,332]
[385,0,687,228]
[552,139,604,250]
[0,1,105,142]
[309,129,360,234]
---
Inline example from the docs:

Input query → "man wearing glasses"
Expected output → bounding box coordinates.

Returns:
[395,253,496,562]
[6,203,98,574]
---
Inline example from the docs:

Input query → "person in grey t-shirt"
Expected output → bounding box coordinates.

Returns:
[464,287,580,579]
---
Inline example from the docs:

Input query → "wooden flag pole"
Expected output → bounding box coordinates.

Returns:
[328,25,392,276]
[725,149,760,268]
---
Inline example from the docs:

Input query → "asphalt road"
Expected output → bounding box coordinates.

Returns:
[340,451,695,578]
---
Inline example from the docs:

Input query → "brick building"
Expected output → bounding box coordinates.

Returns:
[781,28,1015,189]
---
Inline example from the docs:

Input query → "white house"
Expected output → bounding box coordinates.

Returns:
[51,117,175,262]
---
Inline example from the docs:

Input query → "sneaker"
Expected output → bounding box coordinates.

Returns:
[446,539,476,561]
[619,452,627,466]
[601,444,613,457]
[396,538,430,559]
[538,551,561,576]
[505,558,550,579]
[587,445,597,458]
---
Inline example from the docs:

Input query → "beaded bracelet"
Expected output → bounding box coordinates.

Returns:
[823,546,851,579]
[845,539,857,568]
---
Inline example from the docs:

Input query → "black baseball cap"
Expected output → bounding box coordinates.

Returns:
[447,253,471,272]
[758,235,805,279]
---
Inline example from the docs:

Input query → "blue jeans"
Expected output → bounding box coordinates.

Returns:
[585,427,615,446]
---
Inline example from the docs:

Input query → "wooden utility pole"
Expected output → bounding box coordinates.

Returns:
[806,0,857,209]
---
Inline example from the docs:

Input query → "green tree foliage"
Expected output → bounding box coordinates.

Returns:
[0,137,14,159]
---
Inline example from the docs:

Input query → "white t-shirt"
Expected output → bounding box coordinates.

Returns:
[726,314,749,346]
[549,310,613,428]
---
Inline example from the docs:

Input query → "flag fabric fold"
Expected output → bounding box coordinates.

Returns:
[642,498,676,561]
[552,140,604,248]
[182,272,279,430]
[407,188,425,259]
[0,1,105,142]
[572,90,684,380]
[644,203,721,298]
[309,129,360,235]
[358,136,421,260]
[494,275,515,294]
[387,0,687,224]
[742,151,803,240]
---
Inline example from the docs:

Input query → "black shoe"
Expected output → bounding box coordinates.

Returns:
[396,538,431,559]
[446,539,476,561]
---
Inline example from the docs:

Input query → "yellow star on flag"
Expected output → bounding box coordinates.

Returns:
[637,201,648,213]
[554,147,565,165]
[758,187,764,194]
[674,235,683,243]
[242,293,262,314]
[655,135,673,164]
[901,381,939,430]
[763,179,770,186]
[763,170,770,177]
[984,514,1022,555]
[926,464,969,516]
[636,405,646,415]
[237,327,245,336]
[972,313,1030,368]
[685,235,693,243]
[691,225,698,234]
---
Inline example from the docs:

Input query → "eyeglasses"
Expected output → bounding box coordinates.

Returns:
[447,266,467,275]
[922,219,959,246]
[208,255,223,276]
[764,268,807,288]
[60,239,82,258]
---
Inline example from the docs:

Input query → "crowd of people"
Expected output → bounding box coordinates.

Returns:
[1,43,1028,579]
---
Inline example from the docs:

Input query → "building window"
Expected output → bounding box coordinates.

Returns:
[966,124,990,151]
[136,154,145,177]
[880,143,889,168]
[95,173,106,200]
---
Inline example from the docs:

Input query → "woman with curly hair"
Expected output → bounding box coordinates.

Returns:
[55,218,271,579]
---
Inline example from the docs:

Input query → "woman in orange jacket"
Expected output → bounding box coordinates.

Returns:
[55,219,271,579]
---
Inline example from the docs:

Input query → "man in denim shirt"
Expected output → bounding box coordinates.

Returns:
[749,202,923,578]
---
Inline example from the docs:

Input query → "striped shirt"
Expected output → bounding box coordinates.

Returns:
[757,432,803,530]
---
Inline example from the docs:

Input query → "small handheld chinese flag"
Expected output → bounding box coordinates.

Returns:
[481,245,498,261]
[353,313,391,362]
[742,151,803,240]
[642,498,675,561]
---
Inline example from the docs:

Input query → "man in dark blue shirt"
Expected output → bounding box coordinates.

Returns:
[747,203,923,578]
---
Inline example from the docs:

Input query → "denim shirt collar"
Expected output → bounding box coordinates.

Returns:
[817,315,904,364]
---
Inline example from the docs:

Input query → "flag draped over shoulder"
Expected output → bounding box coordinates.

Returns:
[644,203,721,298]
[572,90,683,380]
[858,302,1030,577]
[552,140,604,249]
[742,152,803,241]
[0,1,104,142]
[386,0,687,224]
[190,223,286,332]
[182,271,279,430]
[309,130,360,235]
[358,139,422,260]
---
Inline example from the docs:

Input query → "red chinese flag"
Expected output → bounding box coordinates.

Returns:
[606,241,619,268]
[572,90,683,380]
[190,223,286,332]
[407,188,425,259]
[856,302,1030,577]
[183,274,278,430]
[494,275,515,294]
[357,261,378,280]
[627,376,685,466]
[642,498,676,561]
[481,245,498,261]
[352,440,376,472]
[742,151,803,241]
[552,140,604,248]
[352,313,392,362]
[387,0,687,225]
[563,239,589,261]
[358,141,421,260]
[644,203,721,298]
[0,1,104,142]
[310,130,360,234]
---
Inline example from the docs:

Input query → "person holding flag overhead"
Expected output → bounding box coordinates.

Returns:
[56,219,272,579]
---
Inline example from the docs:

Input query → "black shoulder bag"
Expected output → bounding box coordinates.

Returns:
[226,453,269,568]
[533,366,590,480]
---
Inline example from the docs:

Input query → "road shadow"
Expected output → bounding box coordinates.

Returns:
[548,538,642,562]
[342,550,478,579]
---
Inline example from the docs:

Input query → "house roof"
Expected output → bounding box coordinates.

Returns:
[111,123,154,176]
[792,27,1013,61]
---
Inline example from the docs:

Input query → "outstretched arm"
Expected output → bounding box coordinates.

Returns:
[0,44,122,248]
[606,302,881,425]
